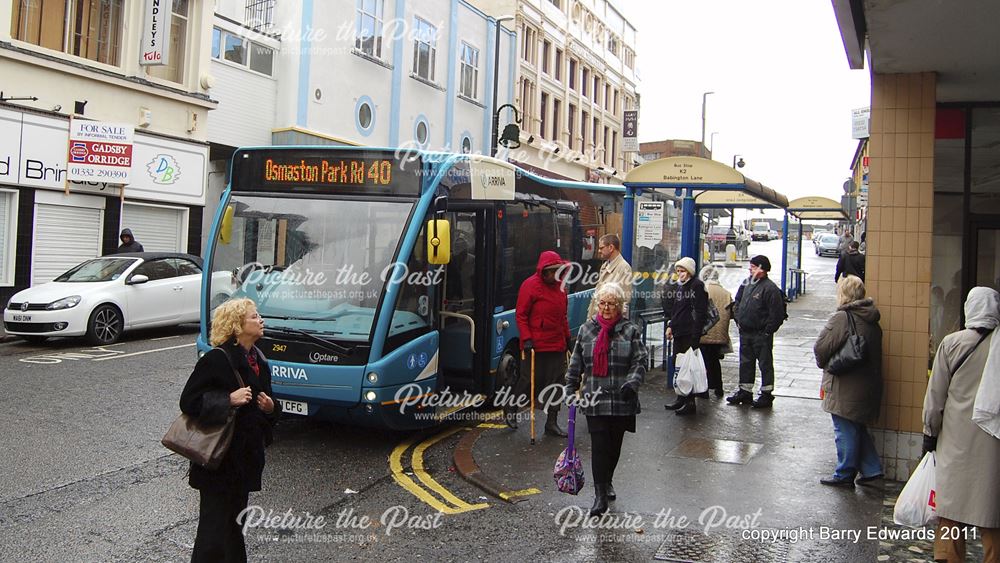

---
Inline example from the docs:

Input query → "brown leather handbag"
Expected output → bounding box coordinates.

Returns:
[161,349,245,470]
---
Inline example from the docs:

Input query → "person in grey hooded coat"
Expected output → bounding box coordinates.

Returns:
[813,275,883,487]
[116,228,144,253]
[922,286,1000,563]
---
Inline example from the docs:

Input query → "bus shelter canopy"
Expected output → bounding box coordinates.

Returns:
[786,196,849,220]
[624,156,789,209]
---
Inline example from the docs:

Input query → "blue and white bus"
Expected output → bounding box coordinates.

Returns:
[199,146,627,429]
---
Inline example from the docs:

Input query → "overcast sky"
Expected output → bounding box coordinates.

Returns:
[616,0,871,211]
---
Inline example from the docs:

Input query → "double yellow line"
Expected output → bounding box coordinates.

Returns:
[389,426,489,514]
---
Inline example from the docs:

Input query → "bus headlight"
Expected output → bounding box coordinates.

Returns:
[367,372,379,384]
[365,390,377,402]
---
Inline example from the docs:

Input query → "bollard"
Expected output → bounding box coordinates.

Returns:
[725,243,738,267]
[703,242,710,264]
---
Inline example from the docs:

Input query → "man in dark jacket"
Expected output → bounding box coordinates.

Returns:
[662,256,709,415]
[835,241,866,281]
[117,228,145,253]
[727,255,786,408]
[515,251,572,436]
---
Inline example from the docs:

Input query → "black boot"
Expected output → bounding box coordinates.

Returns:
[713,387,724,398]
[726,389,754,405]
[675,396,697,416]
[544,409,567,437]
[664,396,686,410]
[607,483,617,500]
[589,484,609,517]
[751,392,774,409]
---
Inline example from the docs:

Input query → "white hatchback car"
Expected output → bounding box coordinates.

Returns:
[4,253,220,345]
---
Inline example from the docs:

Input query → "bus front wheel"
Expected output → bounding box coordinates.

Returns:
[496,347,529,413]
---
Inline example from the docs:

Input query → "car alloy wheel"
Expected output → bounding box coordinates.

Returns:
[87,304,123,345]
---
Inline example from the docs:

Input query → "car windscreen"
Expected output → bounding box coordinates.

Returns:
[53,258,137,282]
[821,234,840,243]
[207,194,415,342]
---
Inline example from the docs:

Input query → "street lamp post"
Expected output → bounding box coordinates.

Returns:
[700,91,714,157]
[490,15,516,157]
[732,154,745,168]
[709,131,719,158]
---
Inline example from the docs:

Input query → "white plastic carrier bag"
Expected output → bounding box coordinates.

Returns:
[893,451,937,528]
[674,348,709,396]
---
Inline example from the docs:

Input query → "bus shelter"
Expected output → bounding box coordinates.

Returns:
[621,156,789,285]
[784,196,850,300]
[620,157,788,374]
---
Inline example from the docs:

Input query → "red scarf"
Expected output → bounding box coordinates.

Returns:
[592,313,620,377]
[246,348,260,377]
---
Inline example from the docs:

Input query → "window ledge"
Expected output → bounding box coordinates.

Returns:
[351,49,393,70]
[457,94,484,108]
[409,73,445,91]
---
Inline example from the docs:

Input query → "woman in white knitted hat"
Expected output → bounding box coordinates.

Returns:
[662,256,709,415]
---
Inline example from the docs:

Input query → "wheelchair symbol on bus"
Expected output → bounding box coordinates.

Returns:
[417,352,428,368]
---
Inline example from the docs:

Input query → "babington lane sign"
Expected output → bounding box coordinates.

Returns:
[67,120,135,184]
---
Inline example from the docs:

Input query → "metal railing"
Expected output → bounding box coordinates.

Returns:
[245,0,275,32]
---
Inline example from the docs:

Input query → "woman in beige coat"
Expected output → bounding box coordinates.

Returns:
[699,264,733,397]
[813,275,883,487]
[922,286,1000,563]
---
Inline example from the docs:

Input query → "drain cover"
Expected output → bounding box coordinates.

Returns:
[653,530,790,562]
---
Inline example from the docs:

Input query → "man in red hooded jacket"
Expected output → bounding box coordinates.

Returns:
[515,250,572,437]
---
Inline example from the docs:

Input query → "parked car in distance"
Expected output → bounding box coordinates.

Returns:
[3,253,232,345]
[815,233,842,257]
[812,230,828,249]
[769,229,779,240]
[751,223,771,241]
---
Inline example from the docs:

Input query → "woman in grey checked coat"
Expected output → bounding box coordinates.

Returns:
[565,282,647,517]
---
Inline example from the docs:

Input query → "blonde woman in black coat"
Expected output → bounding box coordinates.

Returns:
[180,298,281,562]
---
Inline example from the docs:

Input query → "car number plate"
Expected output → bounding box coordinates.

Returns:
[279,399,308,416]
[12,315,31,322]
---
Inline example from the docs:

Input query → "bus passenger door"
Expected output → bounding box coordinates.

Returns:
[437,207,493,395]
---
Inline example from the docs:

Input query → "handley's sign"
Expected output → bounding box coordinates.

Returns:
[66,120,135,183]
[140,0,174,65]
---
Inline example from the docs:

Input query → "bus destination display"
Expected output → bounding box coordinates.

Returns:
[234,149,422,196]
[264,158,393,186]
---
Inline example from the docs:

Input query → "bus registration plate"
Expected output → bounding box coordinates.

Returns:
[279,399,308,416]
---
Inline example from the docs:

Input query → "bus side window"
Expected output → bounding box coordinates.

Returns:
[444,217,476,313]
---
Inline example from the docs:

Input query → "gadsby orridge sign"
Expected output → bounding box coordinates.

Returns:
[67,120,134,183]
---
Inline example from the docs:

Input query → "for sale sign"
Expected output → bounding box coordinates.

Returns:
[67,120,134,184]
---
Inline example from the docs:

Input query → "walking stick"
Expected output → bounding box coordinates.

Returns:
[530,349,536,445]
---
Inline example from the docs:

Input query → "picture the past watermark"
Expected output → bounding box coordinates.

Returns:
[552,505,946,545]
[239,505,443,544]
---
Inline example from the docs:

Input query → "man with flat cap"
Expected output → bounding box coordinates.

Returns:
[727,255,786,409]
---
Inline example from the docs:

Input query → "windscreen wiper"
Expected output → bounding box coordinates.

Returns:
[262,324,355,355]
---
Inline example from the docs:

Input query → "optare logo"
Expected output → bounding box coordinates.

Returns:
[146,154,180,185]
[309,351,339,363]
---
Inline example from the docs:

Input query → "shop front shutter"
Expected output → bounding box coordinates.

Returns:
[121,204,185,253]
[32,203,103,285]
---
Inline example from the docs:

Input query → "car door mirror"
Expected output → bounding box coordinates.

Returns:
[128,274,150,285]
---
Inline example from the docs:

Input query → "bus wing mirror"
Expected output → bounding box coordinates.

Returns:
[219,205,235,245]
[427,219,451,265]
